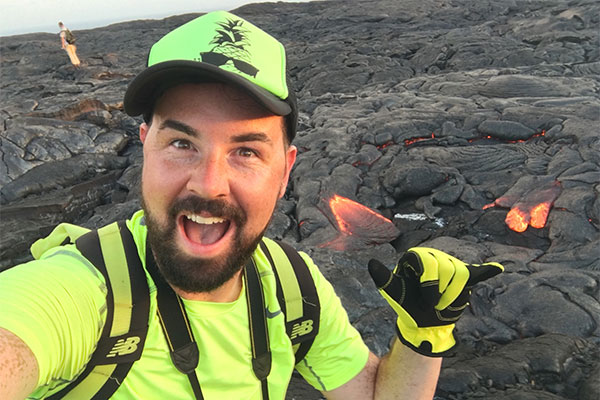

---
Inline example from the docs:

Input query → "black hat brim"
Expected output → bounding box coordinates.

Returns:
[123,60,292,118]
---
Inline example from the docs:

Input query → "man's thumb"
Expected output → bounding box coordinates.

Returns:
[368,259,393,289]
[466,262,504,287]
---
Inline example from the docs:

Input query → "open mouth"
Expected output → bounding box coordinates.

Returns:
[180,213,232,248]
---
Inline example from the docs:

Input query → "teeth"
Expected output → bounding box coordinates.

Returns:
[185,214,226,224]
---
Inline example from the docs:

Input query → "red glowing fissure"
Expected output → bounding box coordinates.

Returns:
[404,132,435,146]
[403,130,546,147]
[469,130,546,144]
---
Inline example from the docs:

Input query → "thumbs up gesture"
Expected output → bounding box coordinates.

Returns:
[368,247,504,357]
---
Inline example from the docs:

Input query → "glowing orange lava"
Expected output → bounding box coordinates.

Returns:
[404,132,435,146]
[329,194,393,235]
[318,194,399,250]
[377,141,394,150]
[505,205,530,233]
[529,202,551,229]
[482,202,496,210]
[484,180,560,233]
[469,130,545,143]
[330,195,354,235]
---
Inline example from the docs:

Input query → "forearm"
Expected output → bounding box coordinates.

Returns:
[374,338,441,400]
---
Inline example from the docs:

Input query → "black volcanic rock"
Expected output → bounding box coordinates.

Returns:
[1,0,599,399]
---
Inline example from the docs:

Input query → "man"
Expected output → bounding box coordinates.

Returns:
[58,21,81,67]
[0,11,503,399]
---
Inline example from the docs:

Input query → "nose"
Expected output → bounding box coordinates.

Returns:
[186,153,230,199]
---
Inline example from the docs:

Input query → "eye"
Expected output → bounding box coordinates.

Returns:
[237,147,258,158]
[171,139,193,150]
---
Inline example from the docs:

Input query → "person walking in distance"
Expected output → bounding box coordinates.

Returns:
[58,21,80,67]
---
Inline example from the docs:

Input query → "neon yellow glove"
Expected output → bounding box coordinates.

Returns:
[368,247,504,357]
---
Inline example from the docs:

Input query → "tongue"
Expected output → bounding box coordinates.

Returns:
[184,218,228,245]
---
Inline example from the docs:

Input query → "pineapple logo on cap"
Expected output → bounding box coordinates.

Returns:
[198,18,259,78]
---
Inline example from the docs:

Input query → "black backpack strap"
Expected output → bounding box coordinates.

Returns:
[49,221,150,399]
[244,257,272,400]
[259,239,320,364]
[145,248,204,400]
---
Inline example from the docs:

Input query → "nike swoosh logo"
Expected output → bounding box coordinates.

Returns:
[266,307,282,319]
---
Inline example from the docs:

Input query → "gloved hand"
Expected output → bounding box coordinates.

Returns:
[368,247,503,357]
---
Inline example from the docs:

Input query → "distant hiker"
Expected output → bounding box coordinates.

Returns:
[58,21,80,67]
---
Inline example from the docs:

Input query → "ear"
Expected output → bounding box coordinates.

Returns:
[278,145,297,199]
[139,122,149,144]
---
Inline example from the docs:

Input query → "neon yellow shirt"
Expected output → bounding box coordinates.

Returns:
[0,210,369,399]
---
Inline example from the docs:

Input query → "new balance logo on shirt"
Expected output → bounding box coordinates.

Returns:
[107,336,141,357]
[290,320,313,339]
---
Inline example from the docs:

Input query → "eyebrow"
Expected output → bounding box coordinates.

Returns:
[160,119,198,137]
[160,119,272,144]
[231,132,272,144]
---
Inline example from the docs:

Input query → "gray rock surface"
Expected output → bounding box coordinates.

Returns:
[1,0,599,398]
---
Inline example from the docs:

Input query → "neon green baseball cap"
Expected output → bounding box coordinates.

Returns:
[124,11,297,141]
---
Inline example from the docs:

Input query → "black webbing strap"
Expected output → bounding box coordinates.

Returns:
[49,221,150,399]
[145,249,203,400]
[244,257,272,400]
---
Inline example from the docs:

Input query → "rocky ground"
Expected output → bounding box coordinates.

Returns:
[1,0,599,398]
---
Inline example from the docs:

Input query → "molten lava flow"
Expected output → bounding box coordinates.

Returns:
[469,130,546,143]
[404,132,435,146]
[505,204,530,233]
[377,141,394,150]
[329,194,393,235]
[329,195,355,235]
[482,202,495,210]
[529,202,551,229]
[318,194,400,250]
[484,180,561,232]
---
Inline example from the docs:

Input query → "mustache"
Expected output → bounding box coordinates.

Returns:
[169,196,246,225]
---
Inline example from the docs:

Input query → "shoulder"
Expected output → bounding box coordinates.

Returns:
[25,243,104,279]
[1,241,108,303]
[0,249,109,397]
[128,209,148,243]
[127,209,150,270]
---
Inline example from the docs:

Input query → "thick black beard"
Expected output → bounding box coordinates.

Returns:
[142,196,265,293]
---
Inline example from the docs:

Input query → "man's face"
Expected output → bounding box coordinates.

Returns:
[139,83,297,293]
